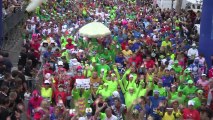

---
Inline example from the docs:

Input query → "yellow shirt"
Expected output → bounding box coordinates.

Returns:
[162,112,175,120]
[41,87,53,101]
[161,41,172,47]
[122,50,133,57]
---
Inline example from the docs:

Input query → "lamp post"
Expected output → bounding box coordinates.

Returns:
[171,0,174,30]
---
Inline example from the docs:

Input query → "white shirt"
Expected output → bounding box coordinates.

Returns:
[105,115,118,120]
[187,48,198,59]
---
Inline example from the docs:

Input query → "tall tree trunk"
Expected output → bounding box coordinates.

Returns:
[176,0,183,13]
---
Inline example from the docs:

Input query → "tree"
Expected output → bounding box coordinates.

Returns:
[176,0,183,13]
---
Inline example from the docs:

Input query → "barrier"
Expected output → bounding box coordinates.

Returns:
[3,7,28,36]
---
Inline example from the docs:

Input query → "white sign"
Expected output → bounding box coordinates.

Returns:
[76,79,90,89]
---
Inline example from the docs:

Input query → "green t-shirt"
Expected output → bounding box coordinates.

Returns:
[125,92,138,108]
[97,88,112,100]
[183,86,197,96]
[96,64,110,75]
[106,81,118,93]
[154,85,167,97]
[138,88,147,97]
[192,97,201,109]
[172,65,182,73]
[179,75,192,83]
[172,93,186,105]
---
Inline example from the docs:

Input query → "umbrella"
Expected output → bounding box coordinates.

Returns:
[79,22,111,38]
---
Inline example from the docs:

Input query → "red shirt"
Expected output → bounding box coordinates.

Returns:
[128,56,142,67]
[65,43,74,50]
[121,42,128,50]
[208,68,213,78]
[182,108,200,120]
[54,90,67,103]
[145,60,155,69]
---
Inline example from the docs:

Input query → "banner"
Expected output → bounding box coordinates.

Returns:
[199,0,213,69]
[76,79,90,89]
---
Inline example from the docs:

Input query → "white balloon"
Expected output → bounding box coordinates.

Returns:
[26,0,44,12]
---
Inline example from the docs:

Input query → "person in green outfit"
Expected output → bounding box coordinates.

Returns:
[72,87,91,108]
[96,83,112,100]
[171,60,183,74]
[182,80,198,100]
[121,68,137,91]
[95,58,110,76]
[153,80,167,97]
[192,90,204,109]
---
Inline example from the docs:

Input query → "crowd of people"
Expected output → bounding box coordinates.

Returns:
[2,0,24,18]
[0,0,213,120]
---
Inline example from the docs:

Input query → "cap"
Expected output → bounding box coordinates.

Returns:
[58,61,63,66]
[79,50,84,52]
[158,80,163,84]
[188,80,193,84]
[178,89,183,92]
[129,74,134,78]
[62,47,66,50]
[171,84,176,88]
[192,43,196,46]
[202,74,206,76]
[188,100,195,106]
[153,90,160,94]
[85,108,92,114]
[44,80,50,84]
[184,69,191,73]
[197,90,203,94]
[111,73,116,77]
[103,83,108,86]
[174,60,178,64]
[112,91,120,98]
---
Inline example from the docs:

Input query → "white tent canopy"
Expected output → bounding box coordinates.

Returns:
[187,0,202,4]
[79,22,111,38]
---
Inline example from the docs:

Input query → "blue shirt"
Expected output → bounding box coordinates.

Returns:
[149,96,166,110]
[115,56,125,65]
[162,75,174,87]
[134,104,151,116]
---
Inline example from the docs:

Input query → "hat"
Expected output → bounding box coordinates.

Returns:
[174,60,178,64]
[197,90,203,94]
[79,50,84,52]
[178,89,183,92]
[44,80,50,84]
[188,100,195,106]
[153,90,160,94]
[184,69,191,73]
[171,84,176,88]
[111,73,116,77]
[58,61,63,66]
[129,74,134,78]
[103,83,108,86]
[202,74,206,76]
[158,80,163,84]
[188,80,194,84]
[112,91,120,98]
[192,43,196,47]
[165,68,170,71]
[62,47,66,50]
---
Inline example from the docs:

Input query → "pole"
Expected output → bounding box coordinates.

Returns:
[0,0,3,47]
[171,0,174,30]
